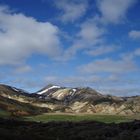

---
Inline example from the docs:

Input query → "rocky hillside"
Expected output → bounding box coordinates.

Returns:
[0,84,140,115]
[0,85,49,117]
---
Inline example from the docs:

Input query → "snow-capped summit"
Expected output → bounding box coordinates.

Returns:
[37,85,61,95]
[11,87,29,94]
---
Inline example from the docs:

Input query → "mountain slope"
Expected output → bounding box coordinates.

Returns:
[34,84,140,115]
[0,85,50,117]
[0,84,140,115]
[35,85,104,103]
[0,95,50,117]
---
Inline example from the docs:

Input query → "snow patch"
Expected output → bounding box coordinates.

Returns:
[71,89,77,96]
[11,87,28,93]
[72,89,76,92]
[11,87,20,92]
[68,89,77,96]
[37,85,61,95]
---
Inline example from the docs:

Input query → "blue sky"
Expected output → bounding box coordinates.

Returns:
[0,0,140,96]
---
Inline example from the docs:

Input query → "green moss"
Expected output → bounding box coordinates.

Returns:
[0,109,10,118]
[25,114,134,123]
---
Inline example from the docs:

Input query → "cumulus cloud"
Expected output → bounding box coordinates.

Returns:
[44,74,129,87]
[12,78,45,91]
[44,75,100,86]
[100,88,140,96]
[14,65,32,74]
[78,58,137,74]
[43,74,140,96]
[97,0,137,24]
[129,30,140,40]
[85,44,118,56]
[54,0,88,22]
[0,6,62,65]
[134,48,140,56]
[57,0,136,61]
[62,18,105,60]
[62,0,137,60]
[78,20,105,42]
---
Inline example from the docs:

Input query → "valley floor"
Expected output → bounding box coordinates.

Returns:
[25,113,140,123]
[0,118,140,140]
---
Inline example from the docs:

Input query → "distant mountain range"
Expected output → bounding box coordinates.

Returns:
[0,84,140,117]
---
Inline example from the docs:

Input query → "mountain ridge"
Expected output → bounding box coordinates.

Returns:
[0,84,140,116]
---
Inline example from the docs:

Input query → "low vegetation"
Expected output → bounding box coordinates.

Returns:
[0,95,49,117]
[25,113,137,123]
[0,84,140,139]
[0,109,10,118]
[0,118,140,140]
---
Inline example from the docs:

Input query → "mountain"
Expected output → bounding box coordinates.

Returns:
[0,84,49,117]
[0,84,30,97]
[0,84,140,116]
[34,84,140,114]
[35,84,103,102]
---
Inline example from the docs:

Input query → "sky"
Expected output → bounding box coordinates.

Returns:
[0,0,140,96]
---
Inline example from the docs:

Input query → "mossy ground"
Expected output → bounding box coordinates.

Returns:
[0,109,10,118]
[25,113,138,123]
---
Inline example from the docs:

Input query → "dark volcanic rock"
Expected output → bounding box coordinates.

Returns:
[0,118,140,140]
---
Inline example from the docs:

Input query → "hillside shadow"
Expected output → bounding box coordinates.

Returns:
[0,118,140,140]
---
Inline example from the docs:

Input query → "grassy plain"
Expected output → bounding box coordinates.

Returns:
[25,113,139,123]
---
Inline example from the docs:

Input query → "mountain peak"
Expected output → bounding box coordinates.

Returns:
[37,84,61,95]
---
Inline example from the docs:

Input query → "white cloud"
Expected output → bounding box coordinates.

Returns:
[0,6,62,65]
[44,74,128,87]
[100,88,140,96]
[54,0,88,22]
[129,30,140,40]
[121,48,140,59]
[44,75,101,87]
[85,44,118,56]
[12,78,44,91]
[14,65,32,74]
[134,48,140,56]
[78,20,105,42]
[61,18,105,60]
[78,58,137,74]
[61,0,137,60]
[44,74,140,96]
[97,0,136,24]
